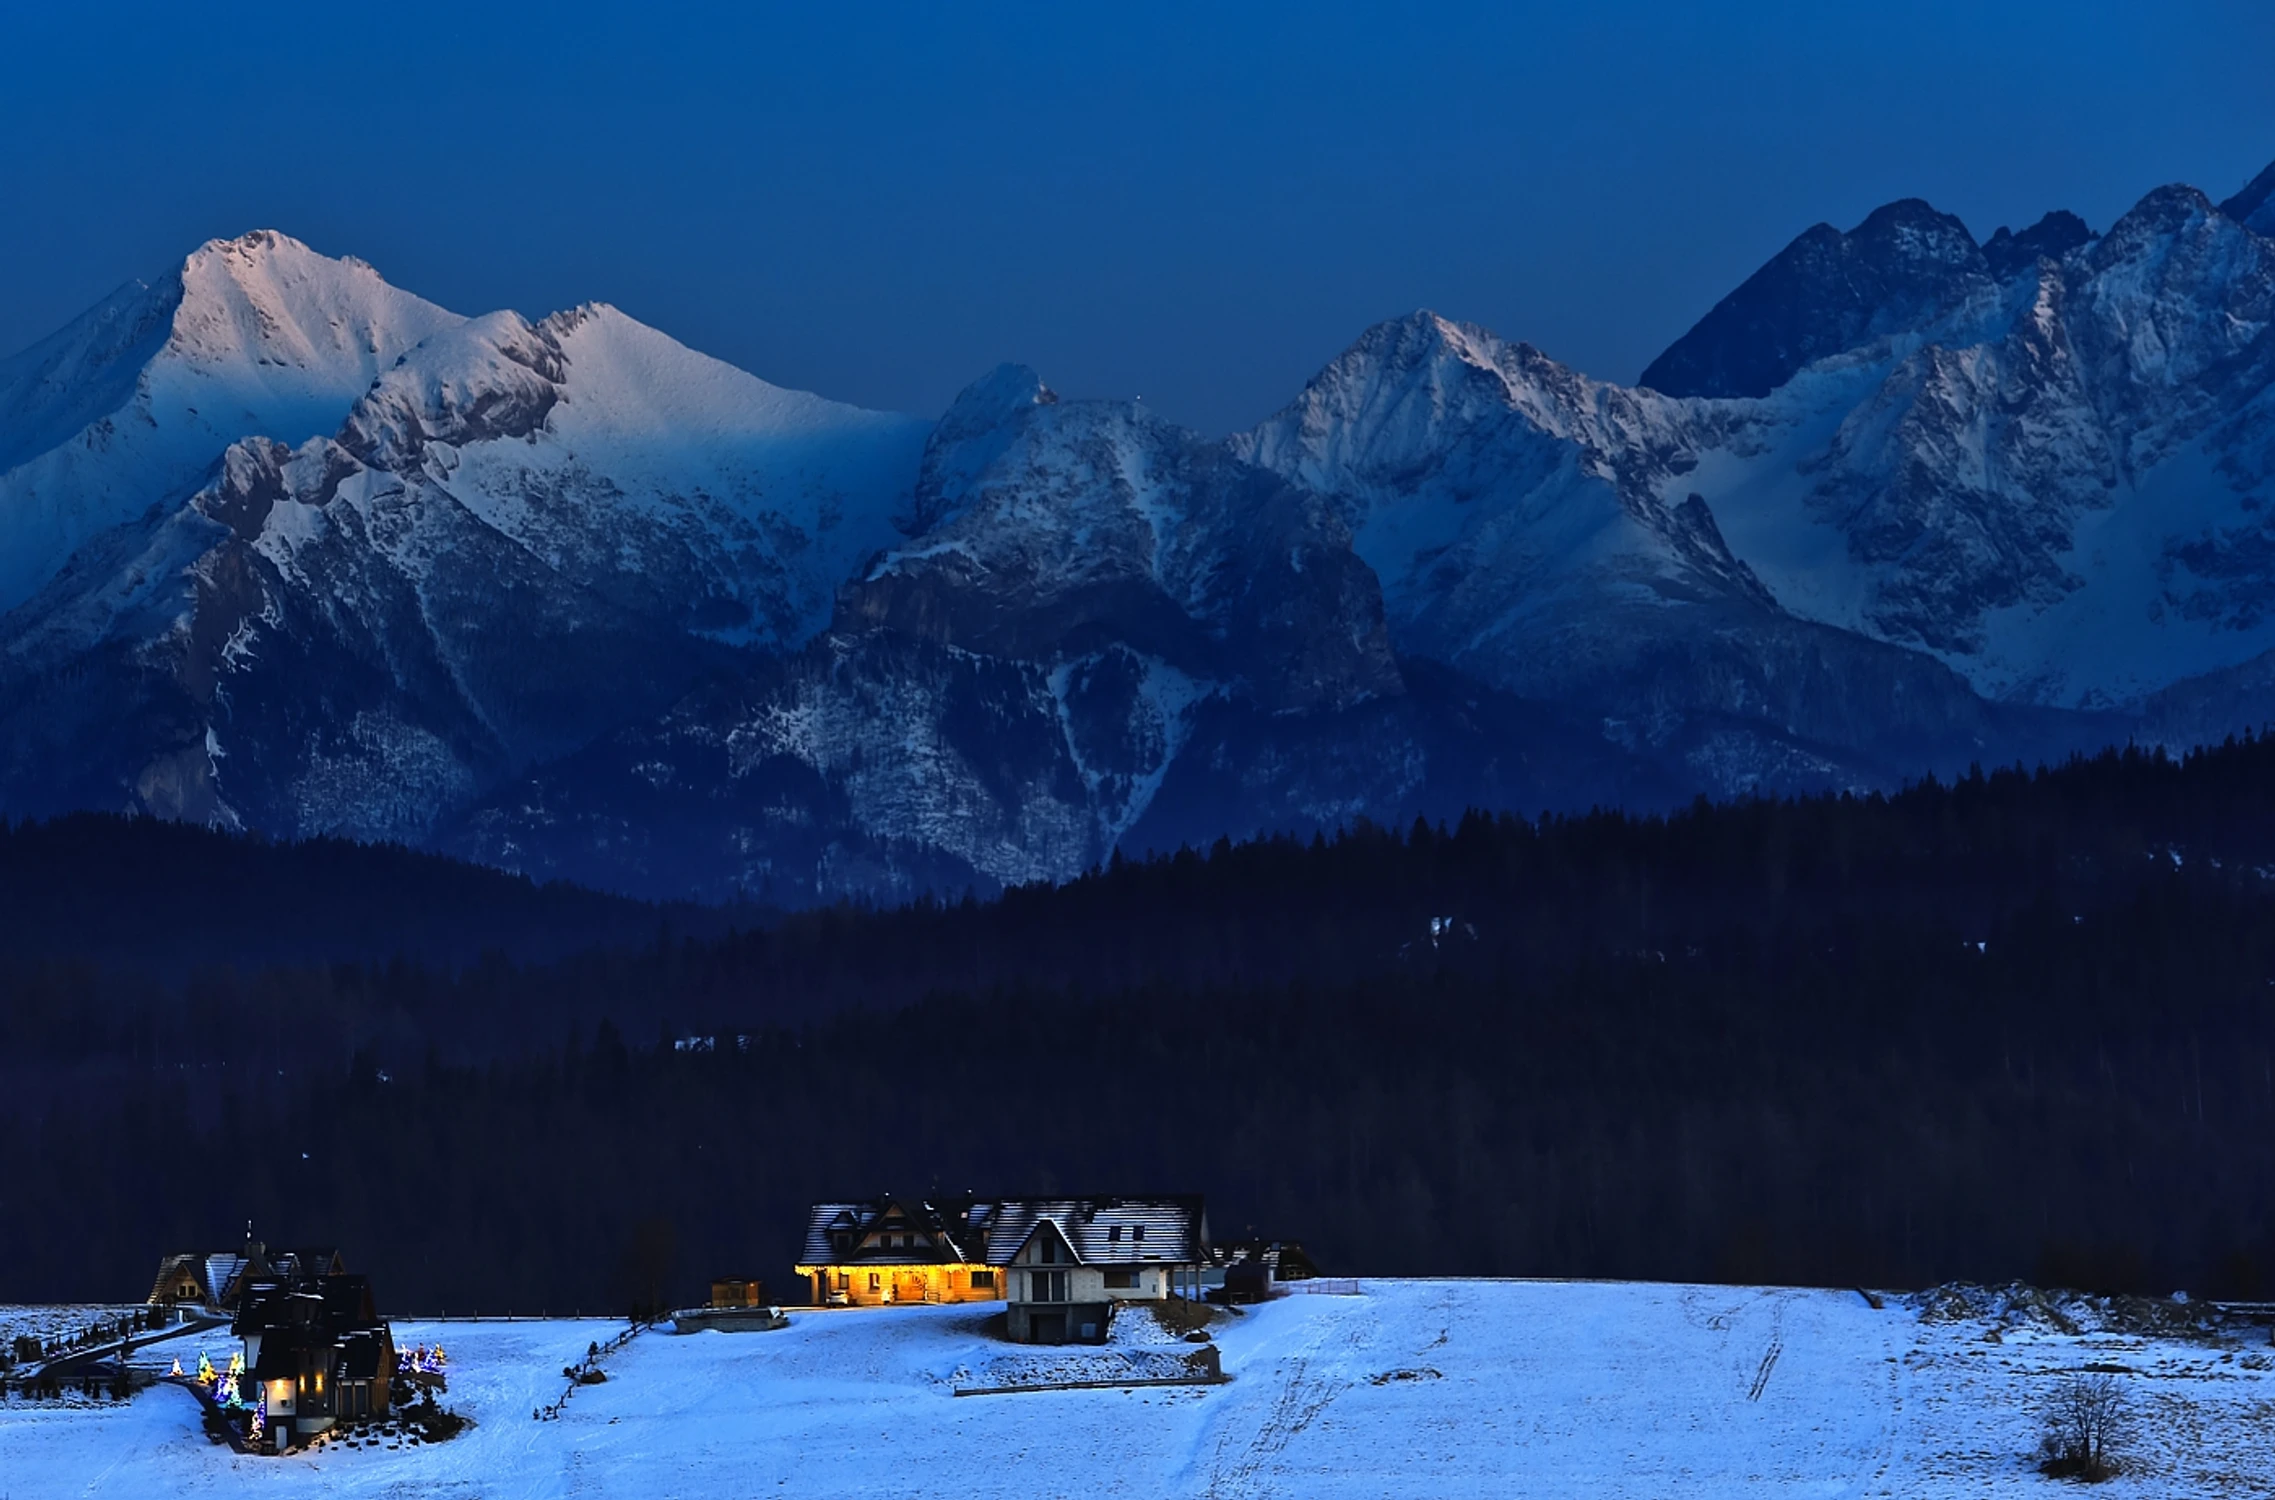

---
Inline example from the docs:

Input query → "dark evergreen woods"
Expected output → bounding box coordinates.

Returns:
[8,740,2275,1312]
[0,813,730,976]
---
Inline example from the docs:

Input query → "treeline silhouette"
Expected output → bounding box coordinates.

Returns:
[6,741,2275,1310]
[0,813,728,977]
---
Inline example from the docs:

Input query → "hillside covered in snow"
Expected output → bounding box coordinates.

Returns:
[3,1282,2270,1497]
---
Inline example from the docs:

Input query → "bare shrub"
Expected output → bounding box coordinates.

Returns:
[2038,1371,2128,1482]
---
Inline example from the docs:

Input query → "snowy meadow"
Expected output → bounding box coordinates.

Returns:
[3,1280,2271,1497]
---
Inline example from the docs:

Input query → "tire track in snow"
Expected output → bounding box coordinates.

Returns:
[1747,1325,1784,1401]
[1744,1294,1789,1401]
[1198,1297,1376,1500]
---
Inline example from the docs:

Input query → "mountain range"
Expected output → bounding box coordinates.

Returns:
[4,159,2274,902]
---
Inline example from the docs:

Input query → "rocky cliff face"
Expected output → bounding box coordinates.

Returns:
[4,161,2275,901]
[451,367,1437,898]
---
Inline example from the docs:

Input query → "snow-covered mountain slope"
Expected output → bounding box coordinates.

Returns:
[0,243,929,839]
[1234,311,1771,670]
[1244,162,2275,722]
[852,363,1400,714]
[343,303,931,647]
[1228,309,2069,792]
[447,368,1695,902]
[0,231,464,614]
[1685,179,2275,708]
[452,371,1440,899]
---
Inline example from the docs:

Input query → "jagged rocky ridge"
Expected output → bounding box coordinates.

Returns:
[2,158,2274,901]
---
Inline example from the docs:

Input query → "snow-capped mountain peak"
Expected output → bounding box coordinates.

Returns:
[0,230,464,615]
[1236,308,1771,685]
[164,230,452,376]
[904,362,1061,533]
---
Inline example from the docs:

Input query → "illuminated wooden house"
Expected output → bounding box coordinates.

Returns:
[795,1199,1003,1307]
[147,1247,261,1317]
[149,1253,220,1312]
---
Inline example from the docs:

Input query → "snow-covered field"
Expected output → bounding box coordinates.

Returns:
[0,1304,147,1354]
[2,1280,2270,1497]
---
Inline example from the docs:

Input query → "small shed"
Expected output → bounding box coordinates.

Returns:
[710,1278,766,1308]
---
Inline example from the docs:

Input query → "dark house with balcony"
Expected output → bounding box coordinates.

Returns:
[229,1243,394,1450]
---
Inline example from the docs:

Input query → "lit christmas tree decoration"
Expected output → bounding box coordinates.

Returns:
[250,1394,265,1443]
[169,1357,184,1378]
[196,1352,214,1386]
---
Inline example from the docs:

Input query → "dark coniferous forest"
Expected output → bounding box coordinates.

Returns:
[8,741,2275,1313]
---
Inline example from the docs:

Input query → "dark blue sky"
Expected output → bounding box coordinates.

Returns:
[5,1,2272,434]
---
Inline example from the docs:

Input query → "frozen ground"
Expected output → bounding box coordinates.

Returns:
[2,1280,2271,1496]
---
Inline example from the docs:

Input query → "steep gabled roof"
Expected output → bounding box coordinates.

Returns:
[982,1197,1205,1267]
[1005,1216,1081,1265]
[205,1253,249,1307]
[148,1252,210,1303]
[795,1197,985,1267]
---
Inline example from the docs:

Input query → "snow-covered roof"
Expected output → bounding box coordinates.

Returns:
[795,1198,989,1267]
[983,1198,1205,1267]
[795,1195,1206,1269]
